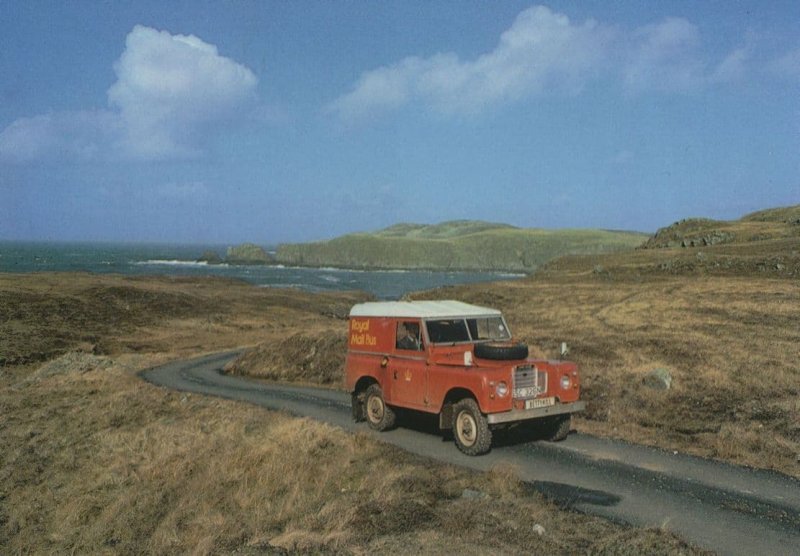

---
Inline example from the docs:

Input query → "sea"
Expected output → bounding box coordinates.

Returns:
[0,241,524,300]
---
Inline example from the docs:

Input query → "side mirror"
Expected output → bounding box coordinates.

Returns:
[464,351,473,366]
[560,342,569,358]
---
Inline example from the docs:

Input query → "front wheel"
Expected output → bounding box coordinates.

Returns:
[452,398,492,455]
[541,414,571,441]
[364,384,396,431]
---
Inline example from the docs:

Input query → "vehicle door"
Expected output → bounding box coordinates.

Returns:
[388,319,427,409]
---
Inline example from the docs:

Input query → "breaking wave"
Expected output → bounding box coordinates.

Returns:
[135,259,230,268]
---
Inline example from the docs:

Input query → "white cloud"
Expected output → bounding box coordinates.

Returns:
[108,25,258,159]
[710,46,750,84]
[328,6,614,121]
[622,17,706,93]
[330,57,423,122]
[0,110,120,163]
[331,8,756,122]
[0,25,257,163]
[623,17,756,93]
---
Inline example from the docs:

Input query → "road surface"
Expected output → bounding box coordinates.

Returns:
[140,351,800,555]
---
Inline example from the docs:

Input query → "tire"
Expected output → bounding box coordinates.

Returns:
[351,391,365,422]
[452,398,492,455]
[364,384,396,431]
[541,414,571,442]
[473,342,529,361]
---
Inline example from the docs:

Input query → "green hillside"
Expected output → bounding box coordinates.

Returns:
[373,220,517,239]
[641,204,800,249]
[274,221,647,272]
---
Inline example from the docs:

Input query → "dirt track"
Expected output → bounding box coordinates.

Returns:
[142,351,800,556]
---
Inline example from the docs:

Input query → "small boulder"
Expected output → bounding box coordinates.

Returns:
[461,488,488,500]
[643,368,673,390]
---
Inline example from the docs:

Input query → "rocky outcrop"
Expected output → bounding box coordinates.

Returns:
[641,219,737,249]
[197,250,223,265]
[225,243,272,265]
[642,205,800,250]
[678,231,736,248]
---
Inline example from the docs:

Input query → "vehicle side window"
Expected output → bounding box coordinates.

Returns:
[396,321,422,351]
[426,319,470,343]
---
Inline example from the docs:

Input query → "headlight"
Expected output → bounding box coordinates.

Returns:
[560,375,571,389]
[496,381,509,397]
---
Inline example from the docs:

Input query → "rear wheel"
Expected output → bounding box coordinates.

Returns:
[452,398,492,455]
[351,391,365,422]
[364,384,396,431]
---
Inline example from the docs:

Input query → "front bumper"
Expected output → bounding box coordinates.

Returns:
[486,400,586,425]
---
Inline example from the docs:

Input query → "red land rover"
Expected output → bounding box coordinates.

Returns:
[345,300,585,455]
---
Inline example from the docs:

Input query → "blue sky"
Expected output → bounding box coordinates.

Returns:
[1,1,798,244]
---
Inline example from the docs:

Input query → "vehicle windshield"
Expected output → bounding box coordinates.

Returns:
[425,315,511,344]
[467,316,511,341]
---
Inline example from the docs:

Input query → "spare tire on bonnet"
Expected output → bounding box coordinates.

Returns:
[473,342,529,360]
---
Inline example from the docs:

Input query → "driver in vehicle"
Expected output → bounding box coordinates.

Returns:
[396,322,422,350]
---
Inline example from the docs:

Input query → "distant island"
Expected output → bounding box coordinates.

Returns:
[224,243,272,265]
[197,243,273,266]
[270,220,648,272]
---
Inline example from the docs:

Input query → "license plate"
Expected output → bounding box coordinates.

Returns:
[525,397,555,410]
[514,386,539,398]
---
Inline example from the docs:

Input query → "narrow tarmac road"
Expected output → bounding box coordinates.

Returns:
[140,351,800,555]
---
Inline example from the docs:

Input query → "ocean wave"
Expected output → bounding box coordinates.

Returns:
[134,259,229,268]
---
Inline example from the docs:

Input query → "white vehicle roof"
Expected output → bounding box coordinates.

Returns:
[349,300,502,319]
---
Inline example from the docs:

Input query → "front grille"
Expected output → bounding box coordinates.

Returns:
[513,365,547,399]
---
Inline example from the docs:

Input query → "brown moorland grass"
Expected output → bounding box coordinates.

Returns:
[0,272,370,366]
[225,330,349,386]
[0,273,703,554]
